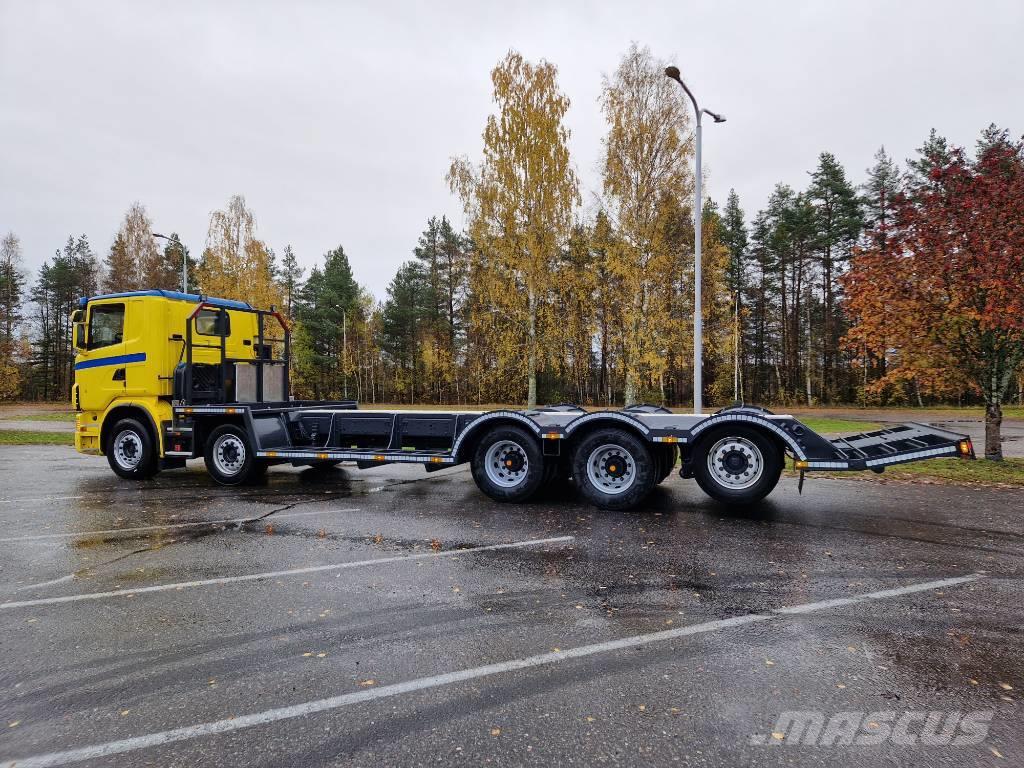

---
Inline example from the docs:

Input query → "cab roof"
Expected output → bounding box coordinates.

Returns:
[78,290,253,310]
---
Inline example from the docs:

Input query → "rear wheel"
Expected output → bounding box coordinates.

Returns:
[470,426,545,503]
[204,424,259,486]
[691,426,782,505]
[571,428,657,510]
[106,418,159,480]
[656,445,677,484]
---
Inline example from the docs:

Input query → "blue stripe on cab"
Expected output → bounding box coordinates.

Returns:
[74,352,147,371]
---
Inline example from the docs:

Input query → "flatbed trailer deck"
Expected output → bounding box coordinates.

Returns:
[71,291,976,509]
[166,401,975,508]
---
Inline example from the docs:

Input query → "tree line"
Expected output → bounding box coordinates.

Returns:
[1,44,1022,439]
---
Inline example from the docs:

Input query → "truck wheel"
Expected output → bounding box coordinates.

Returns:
[471,426,545,503]
[691,425,782,505]
[107,418,159,480]
[657,445,678,484]
[204,424,259,486]
[572,428,657,510]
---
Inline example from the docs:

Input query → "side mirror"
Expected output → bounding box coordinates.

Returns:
[74,322,86,351]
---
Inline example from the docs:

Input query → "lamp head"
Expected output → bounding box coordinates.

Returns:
[664,65,681,81]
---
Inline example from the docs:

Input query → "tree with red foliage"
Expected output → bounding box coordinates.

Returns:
[843,126,1024,460]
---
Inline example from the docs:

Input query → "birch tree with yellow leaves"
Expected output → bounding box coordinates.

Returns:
[448,50,579,408]
[199,195,282,309]
[600,44,695,405]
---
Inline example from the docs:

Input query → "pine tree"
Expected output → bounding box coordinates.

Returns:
[161,233,198,293]
[907,129,952,192]
[103,233,134,292]
[380,261,428,402]
[293,245,362,398]
[720,190,747,400]
[862,147,900,247]
[278,245,304,318]
[30,236,99,399]
[807,152,862,401]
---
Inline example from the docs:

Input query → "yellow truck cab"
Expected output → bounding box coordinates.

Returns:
[71,290,287,479]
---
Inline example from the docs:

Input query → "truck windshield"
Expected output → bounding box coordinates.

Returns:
[88,303,125,349]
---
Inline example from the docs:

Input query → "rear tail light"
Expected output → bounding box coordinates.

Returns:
[958,438,974,458]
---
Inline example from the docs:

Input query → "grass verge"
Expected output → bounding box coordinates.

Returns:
[792,417,881,434]
[0,411,76,422]
[0,430,75,446]
[786,456,1024,488]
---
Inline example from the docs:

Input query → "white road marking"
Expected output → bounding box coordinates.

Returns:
[0,495,85,504]
[0,536,575,610]
[17,574,76,591]
[0,573,981,768]
[0,508,359,543]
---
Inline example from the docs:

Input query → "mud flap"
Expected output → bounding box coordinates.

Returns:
[798,470,805,494]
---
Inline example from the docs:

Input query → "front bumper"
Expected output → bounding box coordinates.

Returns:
[74,413,102,455]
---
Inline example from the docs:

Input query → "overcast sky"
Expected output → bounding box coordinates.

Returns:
[2,0,1023,299]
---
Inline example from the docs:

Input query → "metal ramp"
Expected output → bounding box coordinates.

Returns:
[802,422,974,471]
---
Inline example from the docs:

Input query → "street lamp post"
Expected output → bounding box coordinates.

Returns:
[152,233,188,293]
[664,66,725,414]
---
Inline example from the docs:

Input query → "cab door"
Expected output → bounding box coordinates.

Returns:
[75,301,128,413]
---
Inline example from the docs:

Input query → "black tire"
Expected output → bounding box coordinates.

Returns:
[656,445,678,484]
[204,424,259,486]
[106,417,159,480]
[536,457,575,500]
[691,425,783,505]
[470,425,546,503]
[571,428,657,511]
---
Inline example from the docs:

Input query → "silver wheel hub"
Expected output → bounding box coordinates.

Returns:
[484,440,529,488]
[586,444,636,495]
[707,436,763,489]
[113,430,143,471]
[213,434,247,476]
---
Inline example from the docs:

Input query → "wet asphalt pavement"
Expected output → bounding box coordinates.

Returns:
[0,447,1020,767]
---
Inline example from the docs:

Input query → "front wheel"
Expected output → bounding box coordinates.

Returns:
[106,418,159,480]
[470,426,545,503]
[204,424,260,485]
[571,428,657,510]
[691,426,782,505]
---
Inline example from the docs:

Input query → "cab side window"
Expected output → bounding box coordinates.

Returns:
[195,309,230,337]
[88,304,125,349]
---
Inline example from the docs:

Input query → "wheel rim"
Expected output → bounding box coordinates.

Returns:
[213,434,247,476]
[484,440,529,488]
[113,429,143,471]
[586,443,636,495]
[707,436,764,490]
